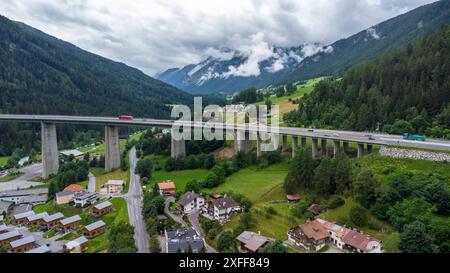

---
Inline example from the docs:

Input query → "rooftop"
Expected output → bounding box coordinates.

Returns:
[0,188,48,198]
[236,231,273,252]
[178,191,199,206]
[286,194,301,201]
[27,212,49,222]
[84,220,106,231]
[210,196,239,210]
[65,236,88,249]
[94,201,113,210]
[25,245,51,253]
[60,149,84,157]
[63,184,84,192]
[0,230,21,241]
[166,228,204,253]
[43,212,64,223]
[299,220,329,241]
[75,192,98,200]
[106,180,124,186]
[342,230,380,251]
[158,181,176,190]
[0,225,8,232]
[10,236,35,248]
[60,215,81,226]
[14,210,35,220]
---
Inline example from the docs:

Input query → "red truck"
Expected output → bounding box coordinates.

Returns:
[118,115,134,121]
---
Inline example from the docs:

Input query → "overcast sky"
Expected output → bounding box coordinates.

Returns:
[0,0,437,76]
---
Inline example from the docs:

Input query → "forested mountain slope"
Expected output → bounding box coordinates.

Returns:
[0,15,192,155]
[284,26,450,139]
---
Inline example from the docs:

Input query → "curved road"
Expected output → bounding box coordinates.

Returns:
[0,163,44,191]
[126,147,149,253]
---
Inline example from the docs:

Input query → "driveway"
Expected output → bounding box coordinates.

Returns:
[164,196,186,227]
[187,211,218,253]
[0,163,44,191]
[125,147,149,253]
[87,172,96,193]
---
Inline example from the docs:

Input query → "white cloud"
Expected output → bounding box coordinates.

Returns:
[0,0,437,75]
[367,27,381,39]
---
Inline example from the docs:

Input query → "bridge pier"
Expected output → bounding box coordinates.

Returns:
[282,135,289,152]
[171,136,186,159]
[256,133,263,158]
[292,136,299,158]
[312,138,319,158]
[301,137,307,148]
[333,140,341,157]
[367,144,373,154]
[343,141,349,154]
[357,143,365,158]
[321,139,328,156]
[105,125,121,172]
[235,130,252,154]
[41,123,59,179]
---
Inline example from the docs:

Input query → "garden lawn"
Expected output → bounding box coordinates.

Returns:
[208,163,289,203]
[0,172,23,182]
[149,169,210,192]
[96,169,129,191]
[84,198,129,253]
[34,200,83,217]
[224,202,305,241]
[357,152,450,183]
[0,156,10,167]
[79,140,127,155]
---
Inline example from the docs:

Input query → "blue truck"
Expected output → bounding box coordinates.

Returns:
[403,133,426,141]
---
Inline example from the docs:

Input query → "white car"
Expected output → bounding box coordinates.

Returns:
[332,133,340,137]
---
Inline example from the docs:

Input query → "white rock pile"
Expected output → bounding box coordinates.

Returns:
[380,146,450,162]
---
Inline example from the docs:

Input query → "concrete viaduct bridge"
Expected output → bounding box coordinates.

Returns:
[1,114,449,179]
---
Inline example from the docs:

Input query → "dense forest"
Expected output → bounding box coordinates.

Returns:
[0,15,193,156]
[284,26,450,139]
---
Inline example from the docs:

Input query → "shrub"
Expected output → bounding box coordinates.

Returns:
[349,205,369,227]
[327,196,345,209]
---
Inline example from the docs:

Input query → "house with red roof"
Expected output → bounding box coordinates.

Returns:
[64,184,84,193]
[157,181,176,196]
[288,220,329,251]
[288,218,382,253]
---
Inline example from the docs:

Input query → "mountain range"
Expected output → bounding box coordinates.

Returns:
[0,15,192,155]
[156,0,450,94]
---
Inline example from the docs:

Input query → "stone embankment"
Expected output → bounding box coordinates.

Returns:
[380,146,450,162]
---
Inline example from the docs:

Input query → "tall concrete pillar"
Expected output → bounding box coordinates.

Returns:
[357,143,365,158]
[301,137,307,148]
[333,140,341,158]
[41,123,59,179]
[367,144,373,154]
[312,138,319,158]
[343,141,350,154]
[282,135,289,152]
[105,126,121,172]
[235,130,252,154]
[292,136,299,158]
[256,132,263,158]
[321,139,328,156]
[171,136,186,159]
